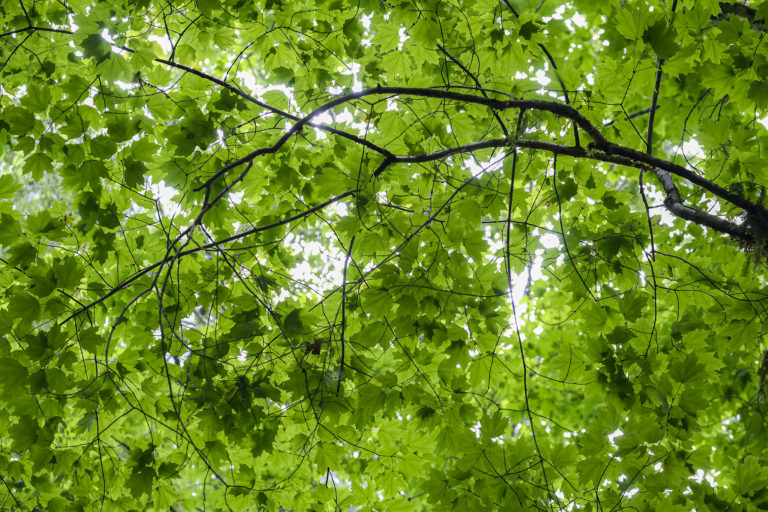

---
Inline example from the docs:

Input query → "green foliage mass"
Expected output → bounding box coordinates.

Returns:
[1,0,768,510]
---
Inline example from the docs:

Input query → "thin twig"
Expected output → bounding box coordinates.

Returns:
[337,235,355,395]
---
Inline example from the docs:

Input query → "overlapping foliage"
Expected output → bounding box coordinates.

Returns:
[1,0,768,510]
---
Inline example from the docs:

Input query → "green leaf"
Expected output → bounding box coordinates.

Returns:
[78,159,108,190]
[0,213,22,246]
[0,174,21,199]
[519,19,541,41]
[698,118,730,149]
[79,33,111,63]
[0,357,28,392]
[98,52,130,81]
[10,416,38,451]
[123,159,148,188]
[126,466,156,498]
[558,172,578,200]
[481,410,507,439]
[670,353,706,383]
[615,7,648,40]
[23,152,52,179]
[22,84,53,113]
[748,80,768,108]
[373,23,401,52]
[79,327,105,355]
[3,107,35,136]
[643,20,678,60]
[90,134,118,158]
[53,256,86,289]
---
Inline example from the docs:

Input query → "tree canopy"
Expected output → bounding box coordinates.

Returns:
[1,0,768,510]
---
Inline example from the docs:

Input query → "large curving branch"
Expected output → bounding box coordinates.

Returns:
[192,84,766,243]
[196,85,609,191]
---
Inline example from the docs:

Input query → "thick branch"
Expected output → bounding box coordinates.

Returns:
[200,84,767,224]
[600,142,765,219]
[200,86,608,189]
[651,169,750,240]
[374,135,758,243]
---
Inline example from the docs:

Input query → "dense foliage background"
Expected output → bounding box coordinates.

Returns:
[1,0,768,510]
